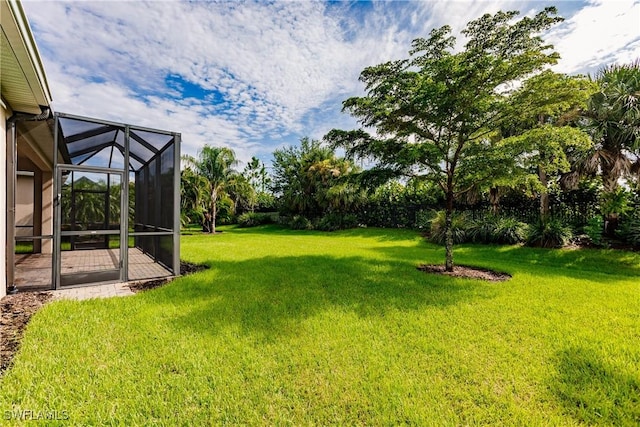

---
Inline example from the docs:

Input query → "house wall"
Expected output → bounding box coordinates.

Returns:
[17,155,52,254]
[42,171,53,254]
[1,104,7,298]
[16,173,35,237]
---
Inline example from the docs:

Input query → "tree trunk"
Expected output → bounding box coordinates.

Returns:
[444,189,454,272]
[212,203,217,234]
[539,166,550,220]
[602,158,620,237]
[211,188,217,234]
[489,187,500,215]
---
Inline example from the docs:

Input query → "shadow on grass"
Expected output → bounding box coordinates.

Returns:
[372,242,640,283]
[159,254,496,342]
[218,224,420,242]
[552,347,640,425]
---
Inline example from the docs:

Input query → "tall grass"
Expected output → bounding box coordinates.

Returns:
[1,225,638,425]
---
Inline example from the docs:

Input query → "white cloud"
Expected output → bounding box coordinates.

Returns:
[22,0,640,167]
[548,0,640,75]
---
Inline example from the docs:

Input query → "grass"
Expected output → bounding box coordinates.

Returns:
[1,225,639,425]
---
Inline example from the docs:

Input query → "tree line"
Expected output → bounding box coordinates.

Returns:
[181,7,639,270]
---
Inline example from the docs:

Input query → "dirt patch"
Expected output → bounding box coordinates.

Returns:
[417,264,511,282]
[128,260,209,294]
[1,292,52,374]
[180,260,209,276]
[127,278,170,293]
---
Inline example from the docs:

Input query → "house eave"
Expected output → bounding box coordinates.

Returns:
[1,0,53,114]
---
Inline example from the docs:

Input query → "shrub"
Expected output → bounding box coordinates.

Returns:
[583,216,605,247]
[617,216,640,247]
[466,216,499,243]
[415,209,436,230]
[494,217,528,244]
[316,213,359,232]
[290,215,314,230]
[429,210,468,245]
[525,218,572,248]
[237,212,275,228]
[466,216,526,244]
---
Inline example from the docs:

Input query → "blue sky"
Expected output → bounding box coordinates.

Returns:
[23,0,640,169]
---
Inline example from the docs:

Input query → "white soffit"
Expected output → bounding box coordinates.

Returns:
[0,0,52,114]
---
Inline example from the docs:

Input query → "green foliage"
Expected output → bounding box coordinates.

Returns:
[583,216,606,247]
[415,209,436,230]
[505,71,597,130]
[315,213,359,232]
[182,145,238,233]
[429,211,468,245]
[359,179,442,229]
[180,168,209,227]
[494,217,528,244]
[60,175,124,230]
[583,61,640,194]
[327,7,564,270]
[501,126,592,184]
[226,174,257,215]
[617,215,640,247]
[272,138,362,219]
[289,215,314,230]
[237,212,276,228]
[214,195,235,225]
[243,156,271,193]
[256,191,276,211]
[466,216,498,244]
[600,188,633,217]
[466,216,527,244]
[526,218,573,248]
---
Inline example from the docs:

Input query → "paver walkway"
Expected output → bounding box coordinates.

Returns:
[51,282,134,301]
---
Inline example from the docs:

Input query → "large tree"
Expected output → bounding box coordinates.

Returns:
[272,137,361,219]
[183,145,238,233]
[180,167,210,227]
[499,71,595,218]
[326,8,564,271]
[243,156,271,194]
[581,61,640,234]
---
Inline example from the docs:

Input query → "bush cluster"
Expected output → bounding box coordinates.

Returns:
[289,215,314,230]
[525,218,573,248]
[427,211,576,248]
[617,214,640,247]
[316,213,359,231]
[237,212,276,228]
[279,213,360,232]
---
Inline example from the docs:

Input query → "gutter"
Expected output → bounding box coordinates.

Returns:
[6,105,51,294]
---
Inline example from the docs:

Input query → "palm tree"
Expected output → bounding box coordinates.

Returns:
[226,173,257,213]
[183,145,238,233]
[180,168,210,227]
[581,61,640,234]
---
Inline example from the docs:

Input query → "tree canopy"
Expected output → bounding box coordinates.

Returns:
[272,137,363,219]
[183,145,238,233]
[326,7,565,270]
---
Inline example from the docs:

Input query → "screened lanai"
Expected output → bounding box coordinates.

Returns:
[50,112,181,287]
[8,112,182,290]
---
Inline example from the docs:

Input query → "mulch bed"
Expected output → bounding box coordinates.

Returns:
[0,260,208,375]
[1,292,52,374]
[417,264,512,282]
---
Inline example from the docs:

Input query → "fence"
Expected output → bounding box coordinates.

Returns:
[358,190,606,230]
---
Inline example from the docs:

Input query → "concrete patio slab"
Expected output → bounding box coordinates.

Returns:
[50,282,134,301]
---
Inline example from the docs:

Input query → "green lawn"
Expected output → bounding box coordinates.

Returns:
[1,226,639,425]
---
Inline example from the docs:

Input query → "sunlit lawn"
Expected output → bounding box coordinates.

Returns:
[1,225,639,425]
